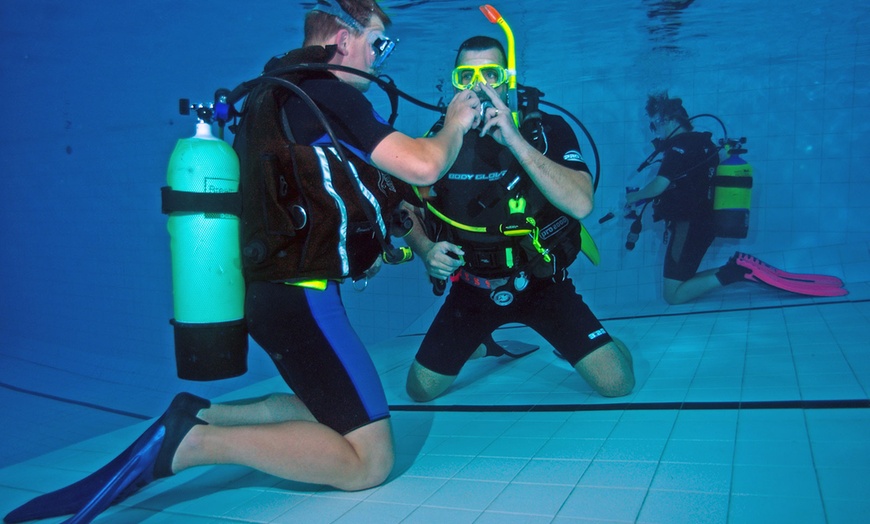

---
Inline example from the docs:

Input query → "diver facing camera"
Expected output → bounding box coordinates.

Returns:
[404,32,634,405]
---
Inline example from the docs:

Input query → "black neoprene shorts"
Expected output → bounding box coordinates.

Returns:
[245,281,390,435]
[414,276,613,375]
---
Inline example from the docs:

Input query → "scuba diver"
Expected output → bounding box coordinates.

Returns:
[626,91,846,304]
[402,33,635,403]
[4,1,483,523]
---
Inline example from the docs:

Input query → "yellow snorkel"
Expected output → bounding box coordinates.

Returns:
[480,4,519,127]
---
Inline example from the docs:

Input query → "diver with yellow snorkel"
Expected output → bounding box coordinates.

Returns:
[403,6,635,402]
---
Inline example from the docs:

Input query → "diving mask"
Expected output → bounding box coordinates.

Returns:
[369,32,397,70]
[649,117,667,132]
[451,64,510,90]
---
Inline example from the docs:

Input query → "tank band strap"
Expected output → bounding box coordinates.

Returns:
[712,175,753,188]
[161,186,242,216]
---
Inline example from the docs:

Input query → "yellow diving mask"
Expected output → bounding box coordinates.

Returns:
[451,64,510,90]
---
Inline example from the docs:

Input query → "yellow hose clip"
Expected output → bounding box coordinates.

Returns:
[526,217,552,263]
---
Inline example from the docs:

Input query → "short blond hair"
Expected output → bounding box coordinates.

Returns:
[304,0,391,44]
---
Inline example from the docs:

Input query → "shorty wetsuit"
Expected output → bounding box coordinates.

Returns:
[240,47,396,435]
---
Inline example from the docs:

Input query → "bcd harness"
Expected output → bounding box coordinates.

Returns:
[650,131,720,223]
[163,46,417,288]
[417,107,600,304]
[232,46,413,286]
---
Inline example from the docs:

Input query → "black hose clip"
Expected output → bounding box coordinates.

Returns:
[383,246,413,265]
[390,208,413,238]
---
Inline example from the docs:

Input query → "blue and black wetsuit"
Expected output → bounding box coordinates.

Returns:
[236,46,400,435]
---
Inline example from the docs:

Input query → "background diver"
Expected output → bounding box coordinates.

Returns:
[626,91,846,304]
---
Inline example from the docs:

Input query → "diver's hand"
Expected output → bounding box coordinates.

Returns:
[625,186,653,209]
[424,241,465,280]
[625,190,639,209]
[475,82,520,146]
[444,89,483,135]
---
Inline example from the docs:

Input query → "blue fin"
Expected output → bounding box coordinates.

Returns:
[483,336,539,359]
[3,422,164,523]
[62,426,165,523]
[4,393,207,524]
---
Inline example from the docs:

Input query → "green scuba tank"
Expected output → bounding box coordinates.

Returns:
[712,138,752,238]
[165,120,247,381]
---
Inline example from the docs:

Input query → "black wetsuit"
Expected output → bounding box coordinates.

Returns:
[652,131,719,281]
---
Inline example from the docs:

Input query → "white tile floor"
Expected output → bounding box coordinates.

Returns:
[1,284,868,523]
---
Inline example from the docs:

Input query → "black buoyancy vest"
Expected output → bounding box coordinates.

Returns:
[234,47,405,283]
[431,125,583,280]
[652,131,719,223]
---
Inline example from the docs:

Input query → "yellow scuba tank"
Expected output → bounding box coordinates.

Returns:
[164,110,247,381]
[712,137,752,238]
